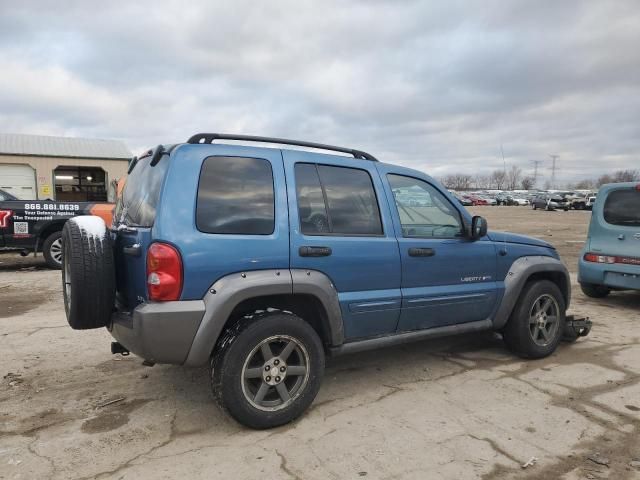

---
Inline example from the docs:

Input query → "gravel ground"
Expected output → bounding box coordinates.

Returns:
[1,208,639,480]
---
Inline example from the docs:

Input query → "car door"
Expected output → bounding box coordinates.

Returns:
[377,166,499,331]
[283,150,402,341]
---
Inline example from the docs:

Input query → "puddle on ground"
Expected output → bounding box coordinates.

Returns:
[0,286,48,318]
[81,398,151,434]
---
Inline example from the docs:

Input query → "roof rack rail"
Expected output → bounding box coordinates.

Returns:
[186,133,378,161]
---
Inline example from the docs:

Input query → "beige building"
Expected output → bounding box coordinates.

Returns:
[0,133,131,201]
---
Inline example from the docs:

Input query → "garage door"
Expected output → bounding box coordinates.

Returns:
[0,164,37,199]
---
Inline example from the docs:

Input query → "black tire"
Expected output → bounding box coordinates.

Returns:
[211,311,325,429]
[42,231,63,269]
[61,217,115,330]
[532,203,537,210]
[580,282,610,298]
[503,280,566,359]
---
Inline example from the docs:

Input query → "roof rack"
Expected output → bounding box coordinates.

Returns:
[187,133,378,162]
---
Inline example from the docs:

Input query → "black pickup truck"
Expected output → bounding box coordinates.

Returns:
[0,189,113,268]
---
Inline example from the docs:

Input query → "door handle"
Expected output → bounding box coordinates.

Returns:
[408,247,435,257]
[299,246,332,257]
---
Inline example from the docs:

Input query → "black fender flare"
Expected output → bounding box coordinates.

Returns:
[493,256,571,330]
[184,269,344,367]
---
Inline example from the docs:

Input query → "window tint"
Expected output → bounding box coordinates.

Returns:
[603,188,640,227]
[387,174,463,238]
[197,156,274,235]
[115,154,169,227]
[294,163,383,235]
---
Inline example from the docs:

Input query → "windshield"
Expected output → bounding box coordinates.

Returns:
[603,188,640,227]
[114,153,170,227]
[0,189,18,201]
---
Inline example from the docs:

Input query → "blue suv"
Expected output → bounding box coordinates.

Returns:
[579,182,640,298]
[62,133,580,428]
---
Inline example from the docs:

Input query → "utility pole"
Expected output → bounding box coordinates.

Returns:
[549,154,559,189]
[531,160,542,189]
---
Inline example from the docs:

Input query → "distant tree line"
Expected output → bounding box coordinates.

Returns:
[569,169,640,190]
[441,168,638,191]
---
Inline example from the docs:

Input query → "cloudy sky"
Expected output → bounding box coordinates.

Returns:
[1,0,638,186]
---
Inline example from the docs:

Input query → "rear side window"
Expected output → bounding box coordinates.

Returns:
[603,188,640,227]
[197,156,275,235]
[295,163,382,235]
[116,154,169,227]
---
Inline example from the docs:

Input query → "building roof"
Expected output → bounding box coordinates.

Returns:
[0,133,132,160]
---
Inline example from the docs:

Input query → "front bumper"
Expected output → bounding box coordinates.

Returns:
[109,300,206,365]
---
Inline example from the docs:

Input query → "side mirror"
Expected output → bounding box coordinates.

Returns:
[470,216,488,240]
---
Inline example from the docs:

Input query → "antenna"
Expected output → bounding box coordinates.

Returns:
[549,154,559,189]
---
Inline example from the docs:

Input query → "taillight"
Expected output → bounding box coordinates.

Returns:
[584,252,640,266]
[146,243,183,301]
[584,253,615,264]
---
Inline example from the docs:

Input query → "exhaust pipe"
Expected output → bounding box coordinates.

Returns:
[111,342,130,356]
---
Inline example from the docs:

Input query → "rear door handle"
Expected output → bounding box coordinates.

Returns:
[408,247,435,257]
[299,246,332,257]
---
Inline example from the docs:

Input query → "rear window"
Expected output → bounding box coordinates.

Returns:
[115,154,169,227]
[603,188,640,227]
[196,156,275,235]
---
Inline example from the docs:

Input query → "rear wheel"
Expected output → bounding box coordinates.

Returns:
[580,283,610,298]
[211,311,324,429]
[42,231,63,269]
[503,280,566,359]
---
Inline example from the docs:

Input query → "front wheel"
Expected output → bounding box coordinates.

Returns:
[211,311,325,429]
[503,280,566,359]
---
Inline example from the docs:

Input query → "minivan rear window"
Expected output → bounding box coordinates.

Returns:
[115,153,170,227]
[603,188,640,227]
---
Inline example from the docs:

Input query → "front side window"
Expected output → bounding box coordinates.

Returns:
[295,163,383,235]
[603,188,640,227]
[387,174,463,238]
[197,156,275,234]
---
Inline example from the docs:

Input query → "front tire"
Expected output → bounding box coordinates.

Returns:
[211,311,325,429]
[503,280,566,359]
[580,283,610,298]
[42,231,63,269]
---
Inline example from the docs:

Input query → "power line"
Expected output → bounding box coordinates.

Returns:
[531,160,542,188]
[549,154,559,189]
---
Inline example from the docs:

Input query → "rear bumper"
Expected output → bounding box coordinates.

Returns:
[108,300,206,365]
[578,259,640,290]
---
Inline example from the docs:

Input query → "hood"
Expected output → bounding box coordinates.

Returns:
[487,231,555,249]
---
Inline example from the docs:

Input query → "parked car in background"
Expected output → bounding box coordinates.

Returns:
[466,194,489,206]
[578,183,640,297]
[585,193,597,210]
[532,194,570,211]
[0,188,114,268]
[511,197,530,206]
[454,193,473,206]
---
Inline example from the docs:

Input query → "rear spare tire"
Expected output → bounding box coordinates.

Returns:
[61,216,115,330]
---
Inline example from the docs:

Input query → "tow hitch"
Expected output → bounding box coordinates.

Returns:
[564,315,592,340]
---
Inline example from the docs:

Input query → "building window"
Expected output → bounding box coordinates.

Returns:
[54,166,107,202]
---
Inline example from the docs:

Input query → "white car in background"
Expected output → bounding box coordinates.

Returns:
[512,197,530,206]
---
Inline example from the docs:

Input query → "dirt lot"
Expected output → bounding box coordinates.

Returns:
[1,207,639,480]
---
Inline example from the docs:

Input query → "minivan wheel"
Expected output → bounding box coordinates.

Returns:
[211,311,324,429]
[503,280,566,359]
[42,231,63,269]
[580,283,610,298]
